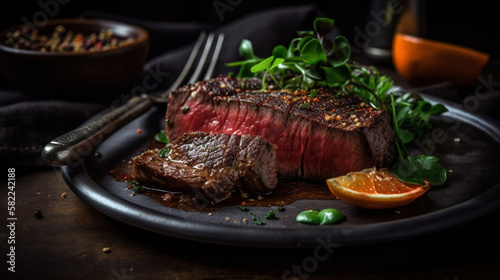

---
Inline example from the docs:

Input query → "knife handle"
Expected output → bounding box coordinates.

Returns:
[41,95,154,167]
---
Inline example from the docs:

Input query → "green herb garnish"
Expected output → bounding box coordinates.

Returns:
[158,148,170,158]
[227,17,448,186]
[154,130,170,144]
[265,210,277,219]
[182,106,190,114]
[130,180,144,194]
[296,210,322,224]
[298,101,309,109]
[308,89,318,98]
[226,17,350,90]
[296,208,344,225]
[237,205,249,211]
[166,120,174,128]
[250,211,258,221]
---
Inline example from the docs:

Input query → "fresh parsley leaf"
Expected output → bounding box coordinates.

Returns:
[329,36,350,66]
[251,56,284,88]
[320,64,351,87]
[296,210,321,224]
[250,56,274,73]
[272,45,287,59]
[295,208,345,225]
[300,38,327,64]
[313,17,335,37]
[154,131,169,144]
[318,208,345,225]
[391,155,447,186]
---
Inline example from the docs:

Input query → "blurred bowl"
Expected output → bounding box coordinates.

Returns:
[0,18,149,102]
[392,33,490,88]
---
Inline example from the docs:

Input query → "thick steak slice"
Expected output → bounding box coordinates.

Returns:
[132,132,278,202]
[166,76,395,181]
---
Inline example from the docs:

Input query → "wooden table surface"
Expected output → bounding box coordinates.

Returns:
[2,167,499,280]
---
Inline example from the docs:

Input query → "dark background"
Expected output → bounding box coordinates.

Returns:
[0,1,365,36]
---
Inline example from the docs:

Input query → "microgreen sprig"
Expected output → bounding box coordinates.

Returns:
[226,17,351,90]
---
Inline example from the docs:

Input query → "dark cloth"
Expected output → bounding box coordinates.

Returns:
[0,100,104,166]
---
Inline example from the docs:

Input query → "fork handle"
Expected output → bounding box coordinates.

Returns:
[42,95,154,167]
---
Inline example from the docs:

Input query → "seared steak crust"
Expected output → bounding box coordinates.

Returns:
[166,76,395,180]
[133,132,278,202]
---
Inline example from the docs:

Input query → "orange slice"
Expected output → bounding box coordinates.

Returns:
[392,33,490,88]
[326,167,430,209]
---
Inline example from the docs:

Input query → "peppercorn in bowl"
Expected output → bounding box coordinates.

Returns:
[0,18,149,102]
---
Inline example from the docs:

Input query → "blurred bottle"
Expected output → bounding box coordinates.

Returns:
[362,0,423,63]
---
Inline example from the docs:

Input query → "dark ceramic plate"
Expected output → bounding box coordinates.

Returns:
[61,94,500,247]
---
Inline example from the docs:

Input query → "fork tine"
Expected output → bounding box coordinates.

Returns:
[187,32,215,84]
[166,31,224,96]
[166,31,206,93]
[203,33,225,81]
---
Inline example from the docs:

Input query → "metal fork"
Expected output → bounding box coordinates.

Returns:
[42,32,225,167]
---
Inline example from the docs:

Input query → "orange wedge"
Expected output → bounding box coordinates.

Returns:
[392,33,490,88]
[326,167,430,209]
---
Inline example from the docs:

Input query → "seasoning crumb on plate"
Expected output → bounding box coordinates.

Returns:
[34,210,43,219]
[102,247,111,254]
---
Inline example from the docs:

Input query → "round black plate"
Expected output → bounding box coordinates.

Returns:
[61,94,500,247]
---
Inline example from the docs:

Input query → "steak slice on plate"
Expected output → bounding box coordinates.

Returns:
[166,76,395,181]
[133,132,278,202]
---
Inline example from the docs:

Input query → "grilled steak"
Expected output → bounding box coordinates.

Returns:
[132,131,278,202]
[166,76,395,181]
